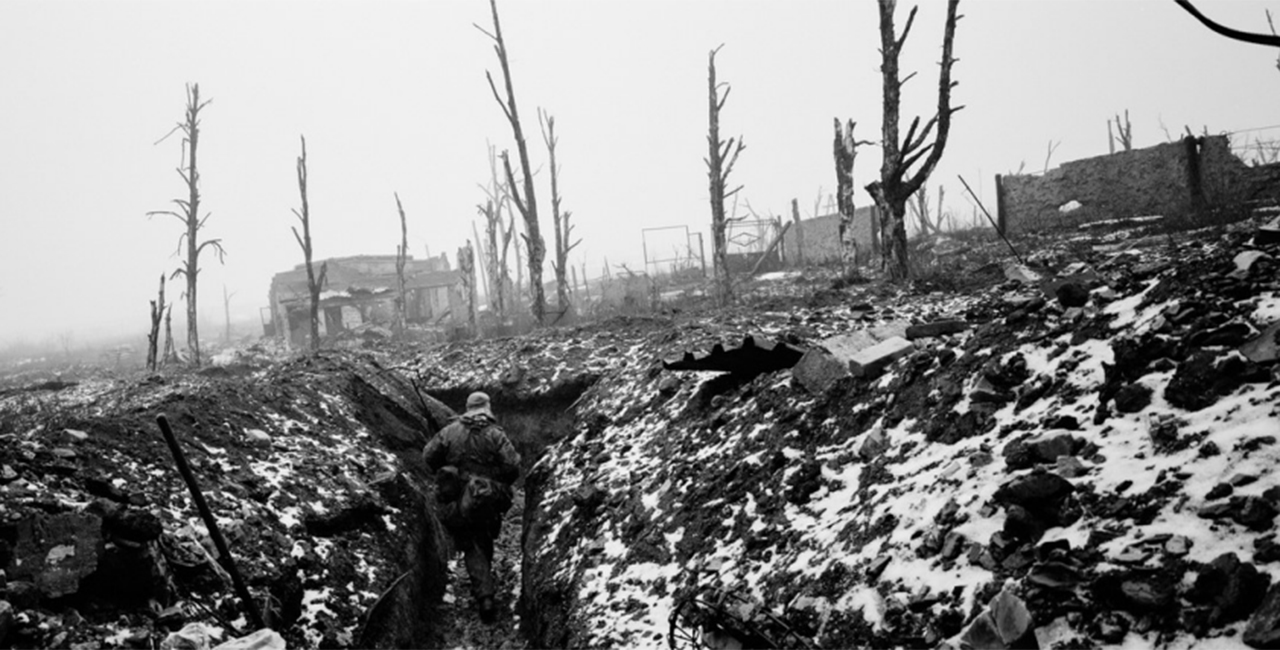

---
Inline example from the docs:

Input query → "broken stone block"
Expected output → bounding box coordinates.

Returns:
[1004,262,1042,284]
[857,427,888,461]
[848,337,914,378]
[7,512,103,599]
[791,348,850,394]
[1113,383,1153,413]
[1231,250,1272,279]
[905,320,968,340]
[1241,322,1280,365]
[1189,552,1272,627]
[0,600,11,647]
[1245,583,1280,647]
[1056,282,1090,308]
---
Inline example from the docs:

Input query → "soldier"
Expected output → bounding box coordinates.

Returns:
[422,391,520,623]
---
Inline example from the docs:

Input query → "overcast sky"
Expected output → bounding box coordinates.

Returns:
[3,0,1279,347]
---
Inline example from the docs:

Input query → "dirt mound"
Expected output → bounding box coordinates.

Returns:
[0,352,451,649]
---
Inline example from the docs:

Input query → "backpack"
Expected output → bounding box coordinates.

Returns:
[460,473,512,522]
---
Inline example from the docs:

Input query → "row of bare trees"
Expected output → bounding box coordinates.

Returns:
[704,0,962,300]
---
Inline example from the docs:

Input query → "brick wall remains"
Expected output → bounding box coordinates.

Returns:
[1000,135,1279,232]
[782,206,876,264]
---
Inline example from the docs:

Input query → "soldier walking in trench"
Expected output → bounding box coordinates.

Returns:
[422,391,520,623]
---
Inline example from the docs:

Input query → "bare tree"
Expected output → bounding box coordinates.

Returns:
[834,119,872,266]
[478,143,514,321]
[864,0,962,281]
[910,186,940,236]
[291,136,327,352]
[539,109,581,314]
[477,0,547,325]
[1174,0,1280,47]
[147,275,166,371]
[162,305,178,366]
[1108,110,1133,153]
[222,284,235,343]
[1044,139,1061,173]
[706,44,746,306]
[394,192,409,334]
[458,241,478,334]
[147,83,225,366]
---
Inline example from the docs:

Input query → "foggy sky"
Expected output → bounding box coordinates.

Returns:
[2,0,1279,347]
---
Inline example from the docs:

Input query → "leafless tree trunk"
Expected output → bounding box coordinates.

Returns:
[834,119,871,267]
[162,305,178,366]
[865,0,962,281]
[394,192,409,334]
[291,136,327,352]
[539,109,581,314]
[478,0,547,325]
[911,186,940,236]
[147,83,225,366]
[1109,110,1132,153]
[1044,139,1061,173]
[147,275,165,371]
[458,242,478,335]
[222,284,235,344]
[706,45,745,306]
[478,143,515,321]
[791,198,805,266]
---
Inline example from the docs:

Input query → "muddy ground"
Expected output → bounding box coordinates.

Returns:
[1,212,1279,649]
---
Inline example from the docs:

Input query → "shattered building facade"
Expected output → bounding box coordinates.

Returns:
[267,254,464,348]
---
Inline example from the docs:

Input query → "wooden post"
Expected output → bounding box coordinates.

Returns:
[748,221,792,277]
[1185,135,1206,212]
[994,174,1008,236]
[790,198,804,267]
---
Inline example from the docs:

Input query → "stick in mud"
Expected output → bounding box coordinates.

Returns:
[156,414,265,630]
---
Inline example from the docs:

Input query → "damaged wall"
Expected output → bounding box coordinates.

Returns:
[1000,135,1280,232]
[781,207,875,265]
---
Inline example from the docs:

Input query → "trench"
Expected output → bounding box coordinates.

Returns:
[354,367,593,649]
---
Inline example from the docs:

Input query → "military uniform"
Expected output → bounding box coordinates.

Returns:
[422,392,520,622]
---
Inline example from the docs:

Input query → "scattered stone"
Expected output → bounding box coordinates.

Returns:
[1189,553,1272,628]
[0,466,16,483]
[1245,583,1280,647]
[848,337,915,378]
[1235,496,1279,532]
[1092,610,1130,644]
[2,581,38,610]
[857,427,889,461]
[865,556,890,582]
[1234,474,1261,488]
[1113,383,1153,413]
[1056,282,1090,308]
[940,532,967,561]
[51,448,77,460]
[656,374,680,396]
[1232,250,1272,279]
[990,587,1034,647]
[1094,569,1179,613]
[1166,536,1192,557]
[0,600,11,646]
[1005,263,1043,284]
[1027,560,1084,590]
[572,483,607,519]
[106,508,162,544]
[1207,483,1235,501]
[63,429,89,441]
[1192,322,1255,348]
[1257,538,1280,564]
[302,493,386,537]
[7,512,103,599]
[905,320,968,340]
[791,349,850,395]
[1003,431,1079,469]
[993,470,1077,543]
[1165,352,1240,412]
[1042,415,1079,430]
[1241,322,1280,365]
[244,429,271,444]
[1199,441,1222,458]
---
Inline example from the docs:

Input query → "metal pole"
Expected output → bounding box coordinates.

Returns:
[958,174,1026,266]
[157,414,264,630]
